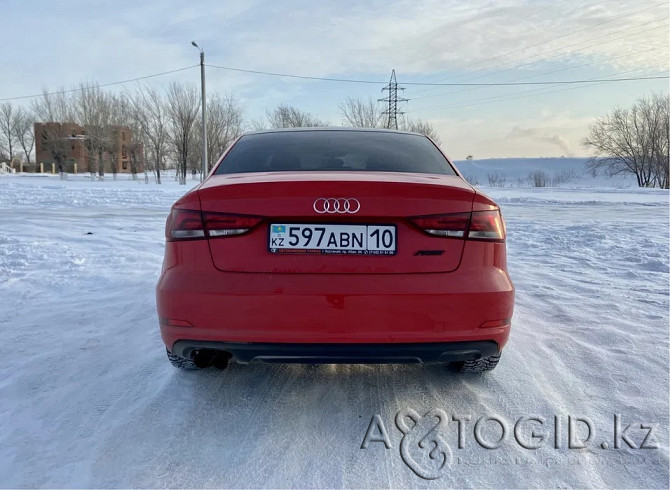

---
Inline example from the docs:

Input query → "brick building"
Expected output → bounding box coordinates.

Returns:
[34,122,144,174]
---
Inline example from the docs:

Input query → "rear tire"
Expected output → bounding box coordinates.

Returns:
[166,349,198,370]
[459,353,501,373]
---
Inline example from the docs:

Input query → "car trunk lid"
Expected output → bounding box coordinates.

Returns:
[198,172,475,274]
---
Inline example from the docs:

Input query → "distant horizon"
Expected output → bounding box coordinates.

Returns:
[452,156,592,161]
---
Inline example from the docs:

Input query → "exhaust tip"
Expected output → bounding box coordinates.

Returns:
[192,349,232,369]
[213,352,231,370]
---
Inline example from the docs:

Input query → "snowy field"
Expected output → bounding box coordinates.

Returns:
[0,166,668,488]
[453,157,640,188]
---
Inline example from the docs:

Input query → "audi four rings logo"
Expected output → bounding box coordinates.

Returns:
[313,198,361,214]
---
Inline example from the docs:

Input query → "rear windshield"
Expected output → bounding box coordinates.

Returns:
[215,131,455,175]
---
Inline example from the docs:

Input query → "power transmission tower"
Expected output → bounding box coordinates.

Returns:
[379,69,408,129]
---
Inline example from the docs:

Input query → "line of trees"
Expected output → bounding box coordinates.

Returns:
[338,97,441,143]
[19,83,245,184]
[0,102,35,164]
[1,89,441,184]
[583,92,669,189]
[5,82,668,188]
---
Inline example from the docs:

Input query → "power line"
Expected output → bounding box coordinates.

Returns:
[206,63,666,86]
[409,68,657,112]
[1,61,666,104]
[408,15,669,98]
[205,63,382,84]
[407,68,667,113]
[401,75,668,87]
[409,46,663,101]
[0,65,198,102]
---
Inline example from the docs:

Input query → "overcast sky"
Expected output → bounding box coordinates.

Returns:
[1,0,668,159]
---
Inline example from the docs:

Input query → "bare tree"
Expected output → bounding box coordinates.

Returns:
[166,82,200,184]
[187,130,201,178]
[649,94,669,189]
[399,117,441,144]
[339,97,384,128]
[31,87,74,123]
[31,89,75,176]
[337,98,441,143]
[122,138,140,179]
[583,92,669,188]
[104,94,132,180]
[129,86,168,184]
[36,123,71,175]
[75,84,115,179]
[15,108,35,164]
[250,118,267,131]
[529,170,548,187]
[117,96,142,180]
[0,102,19,161]
[265,104,325,128]
[205,94,244,171]
[488,172,507,187]
[74,90,129,180]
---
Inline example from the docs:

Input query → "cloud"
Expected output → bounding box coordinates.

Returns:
[220,0,668,75]
[507,126,573,156]
[539,135,573,157]
[1,0,665,157]
[3,0,666,96]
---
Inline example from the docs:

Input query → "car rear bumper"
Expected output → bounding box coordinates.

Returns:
[156,241,514,353]
[171,340,500,364]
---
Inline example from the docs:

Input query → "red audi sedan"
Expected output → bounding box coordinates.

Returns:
[156,128,514,372]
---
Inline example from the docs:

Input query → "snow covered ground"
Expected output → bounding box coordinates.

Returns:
[453,157,639,188]
[0,168,668,488]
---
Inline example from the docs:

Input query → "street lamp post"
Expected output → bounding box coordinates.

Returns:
[191,41,207,181]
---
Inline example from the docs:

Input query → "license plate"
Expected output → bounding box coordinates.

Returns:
[269,224,397,255]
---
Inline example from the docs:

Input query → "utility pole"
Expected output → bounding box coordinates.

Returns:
[379,69,408,129]
[191,41,208,181]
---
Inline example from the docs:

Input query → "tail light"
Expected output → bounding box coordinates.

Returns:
[204,212,262,237]
[410,210,506,241]
[409,213,470,238]
[468,210,506,240]
[166,209,262,241]
[166,209,205,240]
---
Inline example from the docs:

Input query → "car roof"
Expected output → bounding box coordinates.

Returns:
[243,127,427,138]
